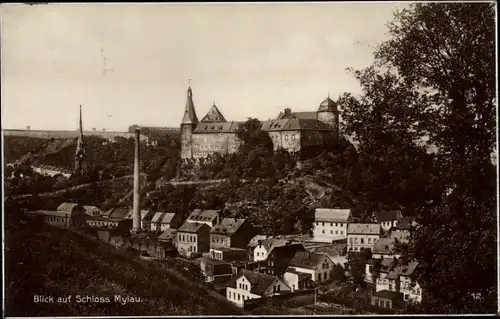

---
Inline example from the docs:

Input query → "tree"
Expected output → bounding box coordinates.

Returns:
[341,3,496,313]
[236,118,273,154]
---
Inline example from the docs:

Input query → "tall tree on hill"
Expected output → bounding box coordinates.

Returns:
[340,3,496,313]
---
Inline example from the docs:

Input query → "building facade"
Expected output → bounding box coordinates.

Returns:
[347,223,381,252]
[176,222,211,257]
[313,208,352,242]
[210,218,256,250]
[180,86,340,160]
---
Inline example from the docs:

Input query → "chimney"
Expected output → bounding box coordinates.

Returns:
[132,128,141,233]
[284,108,292,118]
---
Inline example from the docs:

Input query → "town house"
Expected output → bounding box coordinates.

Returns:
[256,243,306,276]
[313,208,353,243]
[283,269,314,292]
[347,223,381,252]
[186,209,220,228]
[253,238,289,261]
[197,257,234,283]
[210,218,256,250]
[226,270,291,307]
[374,210,403,232]
[176,222,211,257]
[288,251,335,283]
[150,212,182,232]
[372,238,402,259]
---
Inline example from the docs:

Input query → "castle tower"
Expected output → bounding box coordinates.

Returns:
[180,84,199,159]
[74,105,86,175]
[317,95,340,137]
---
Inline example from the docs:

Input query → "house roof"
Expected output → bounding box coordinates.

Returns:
[27,210,70,218]
[318,97,338,112]
[247,235,269,248]
[211,218,246,235]
[373,290,403,300]
[240,270,278,295]
[267,243,306,275]
[375,210,403,222]
[158,229,177,241]
[314,208,351,222]
[261,118,332,132]
[276,110,318,121]
[396,217,413,230]
[108,207,131,219]
[151,212,176,224]
[289,251,330,269]
[57,202,79,212]
[178,221,210,233]
[83,206,101,215]
[347,223,380,235]
[201,104,227,123]
[256,238,289,252]
[193,121,244,133]
[398,261,419,277]
[187,209,220,222]
[373,238,396,255]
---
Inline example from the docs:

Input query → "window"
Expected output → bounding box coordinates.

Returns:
[404,294,409,301]
[292,134,296,141]
[368,238,372,244]
[335,230,338,235]
[340,231,343,235]
[335,223,338,227]
[361,238,364,244]
[322,230,325,234]
[389,284,393,291]
[285,135,288,141]
[322,222,324,226]
[237,294,240,301]
[212,238,215,243]
[256,252,259,257]
[330,230,333,234]
[330,223,333,227]
[340,223,343,227]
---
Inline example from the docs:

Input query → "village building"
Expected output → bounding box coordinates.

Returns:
[26,208,85,229]
[210,218,255,250]
[347,223,381,252]
[150,212,182,232]
[158,228,177,244]
[210,247,248,262]
[83,205,102,216]
[31,164,72,178]
[85,216,132,232]
[256,243,306,276]
[186,209,220,228]
[372,238,402,259]
[283,268,315,292]
[176,222,211,257]
[197,257,234,283]
[226,270,291,307]
[371,290,404,310]
[313,208,353,243]
[180,85,340,160]
[373,210,403,232]
[288,251,335,283]
[252,238,289,262]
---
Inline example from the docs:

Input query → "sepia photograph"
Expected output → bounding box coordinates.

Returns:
[1,1,498,317]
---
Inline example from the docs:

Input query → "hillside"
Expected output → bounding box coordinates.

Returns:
[4,210,243,316]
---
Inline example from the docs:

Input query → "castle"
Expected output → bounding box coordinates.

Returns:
[180,86,340,160]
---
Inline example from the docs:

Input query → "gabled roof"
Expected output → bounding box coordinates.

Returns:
[211,218,246,235]
[315,208,351,222]
[151,212,176,224]
[289,251,330,269]
[201,104,227,123]
[373,290,403,300]
[375,210,403,222]
[108,207,131,219]
[83,206,101,215]
[193,121,244,133]
[256,238,289,252]
[125,209,152,220]
[158,229,177,241]
[247,235,269,248]
[373,238,396,255]
[347,223,380,235]
[57,202,79,212]
[261,118,332,132]
[181,86,199,124]
[240,270,279,295]
[187,209,220,222]
[276,110,318,121]
[178,221,210,233]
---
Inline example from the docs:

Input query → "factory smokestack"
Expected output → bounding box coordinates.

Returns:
[132,128,141,233]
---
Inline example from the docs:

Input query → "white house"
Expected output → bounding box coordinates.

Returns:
[313,208,353,243]
[253,238,289,261]
[398,262,422,303]
[283,269,314,292]
[347,223,381,252]
[374,210,403,232]
[150,212,181,232]
[287,251,335,283]
[226,270,291,307]
[186,209,220,228]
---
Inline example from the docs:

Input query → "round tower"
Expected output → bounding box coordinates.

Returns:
[317,95,340,137]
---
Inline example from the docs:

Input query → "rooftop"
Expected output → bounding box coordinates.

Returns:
[151,212,176,224]
[240,270,278,295]
[314,208,351,222]
[289,251,329,269]
[187,209,220,222]
[57,202,80,213]
[211,218,246,235]
[375,210,403,223]
[178,221,210,233]
[347,223,380,235]
[27,210,70,218]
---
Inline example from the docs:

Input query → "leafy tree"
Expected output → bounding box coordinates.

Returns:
[341,3,496,313]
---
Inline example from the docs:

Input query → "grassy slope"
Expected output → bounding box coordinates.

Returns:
[4,213,243,316]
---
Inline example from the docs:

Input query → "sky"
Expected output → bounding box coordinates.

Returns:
[1,2,407,131]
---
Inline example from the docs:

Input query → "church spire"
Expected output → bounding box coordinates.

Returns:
[181,82,199,124]
[74,105,85,175]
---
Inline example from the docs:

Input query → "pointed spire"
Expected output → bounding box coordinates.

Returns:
[181,83,199,124]
[74,105,85,175]
[76,105,84,153]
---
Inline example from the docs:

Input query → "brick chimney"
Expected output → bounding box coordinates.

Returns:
[132,128,141,233]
